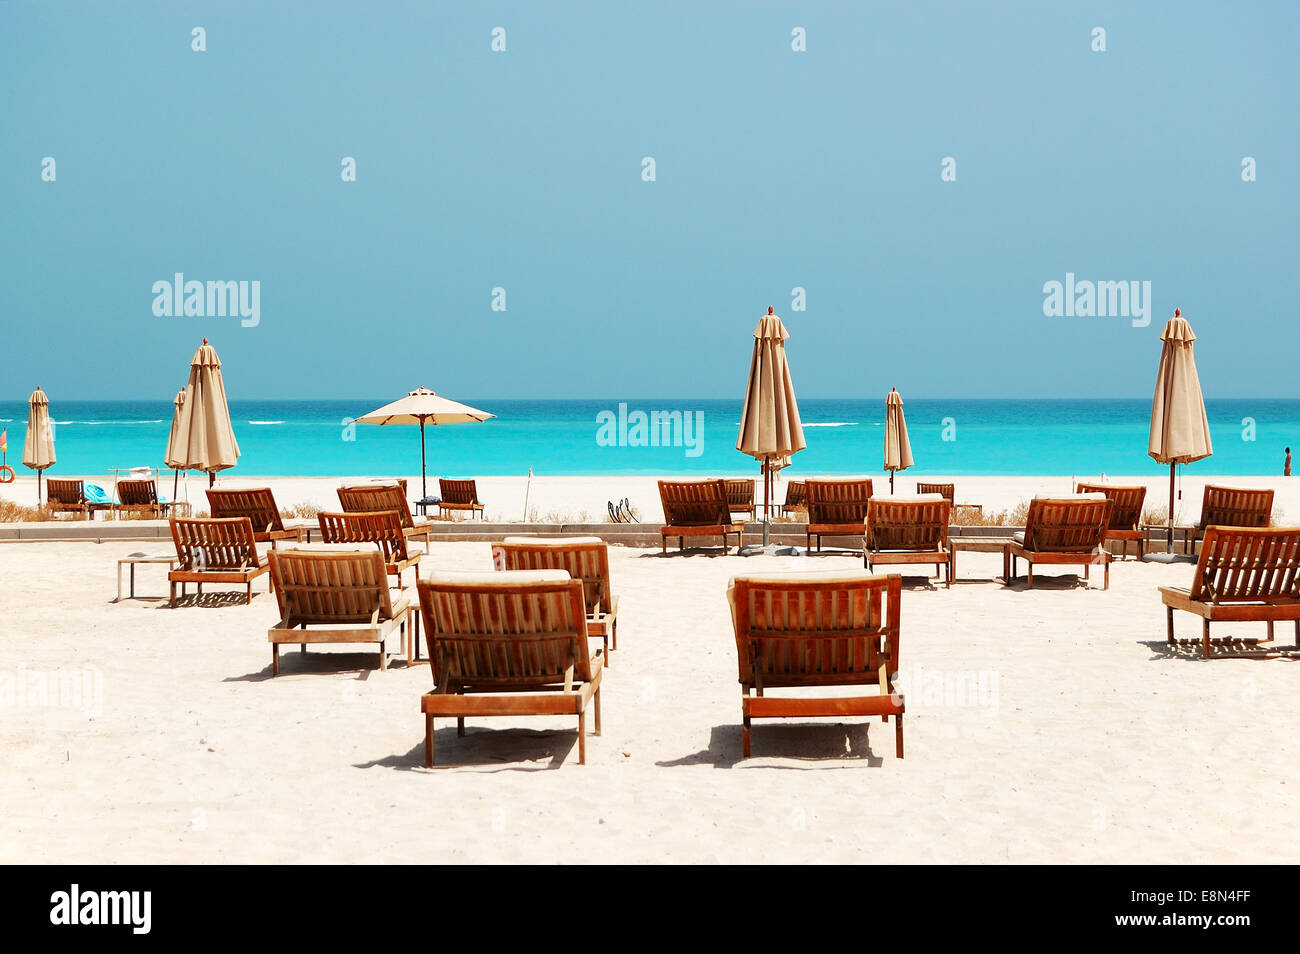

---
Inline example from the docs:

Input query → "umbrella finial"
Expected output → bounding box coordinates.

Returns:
[1174,309,1180,318]
[202,337,209,345]
[768,306,774,314]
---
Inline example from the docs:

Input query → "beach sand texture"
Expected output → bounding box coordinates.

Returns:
[3,481,1299,863]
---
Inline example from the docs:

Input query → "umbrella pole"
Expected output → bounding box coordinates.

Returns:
[1167,463,1175,554]
[420,419,428,502]
[890,470,895,494]
[173,469,179,502]
[208,471,215,488]
[762,460,772,548]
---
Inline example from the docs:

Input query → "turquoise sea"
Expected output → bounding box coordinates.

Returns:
[0,399,1295,478]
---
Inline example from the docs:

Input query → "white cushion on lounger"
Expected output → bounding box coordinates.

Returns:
[869,494,945,503]
[424,569,570,585]
[280,542,383,554]
[501,536,604,546]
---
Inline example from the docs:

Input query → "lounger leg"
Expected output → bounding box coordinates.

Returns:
[379,641,387,671]
[742,707,752,758]
[1203,619,1211,659]
[425,714,435,768]
[1267,620,1275,643]
[272,644,279,676]
[1167,607,1175,644]
[577,711,587,765]
[1027,564,1033,588]
[895,713,904,758]
[246,582,251,604]
[457,717,465,737]
[661,536,666,555]
[806,533,812,557]
[594,688,602,736]
[169,580,176,608]
[1104,560,1109,590]
[611,618,617,652]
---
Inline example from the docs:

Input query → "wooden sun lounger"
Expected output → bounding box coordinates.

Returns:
[1160,526,1300,658]
[116,478,166,519]
[416,571,603,766]
[266,548,417,675]
[494,536,620,662]
[437,478,485,519]
[729,572,905,758]
[805,478,874,554]
[47,478,99,520]
[724,478,756,520]
[658,479,744,554]
[1182,485,1275,555]
[168,516,270,606]
[914,482,954,504]
[207,487,309,545]
[1076,482,1147,559]
[916,482,982,516]
[316,510,424,588]
[1006,495,1113,590]
[779,480,807,517]
[863,495,952,586]
[338,484,433,544]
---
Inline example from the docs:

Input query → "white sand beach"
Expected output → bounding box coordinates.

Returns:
[2,473,1299,864]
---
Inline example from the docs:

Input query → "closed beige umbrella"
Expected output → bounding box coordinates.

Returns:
[173,339,241,486]
[883,387,914,493]
[356,387,494,502]
[737,307,807,540]
[164,388,187,500]
[23,386,56,505]
[1148,309,1212,552]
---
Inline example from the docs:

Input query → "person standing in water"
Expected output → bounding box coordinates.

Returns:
[1287,447,1293,477]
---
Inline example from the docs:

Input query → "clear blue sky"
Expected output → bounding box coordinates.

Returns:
[3,1,1296,400]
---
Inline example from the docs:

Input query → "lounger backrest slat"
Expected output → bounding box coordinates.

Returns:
[658,479,732,526]
[866,498,951,551]
[915,483,955,505]
[438,479,480,507]
[731,575,902,686]
[1022,498,1112,553]
[805,478,874,525]
[268,549,395,624]
[417,578,590,688]
[1199,485,1274,531]
[1192,527,1300,603]
[493,541,612,617]
[1076,483,1146,532]
[207,487,286,535]
[317,510,410,562]
[169,517,260,571]
[338,484,415,529]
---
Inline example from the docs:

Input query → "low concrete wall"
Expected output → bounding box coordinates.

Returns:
[0,519,1193,549]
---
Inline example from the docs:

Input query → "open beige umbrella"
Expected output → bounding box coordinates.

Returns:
[356,387,494,502]
[1148,309,1212,553]
[23,386,56,505]
[173,339,241,486]
[164,388,187,501]
[737,307,807,543]
[884,387,914,493]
